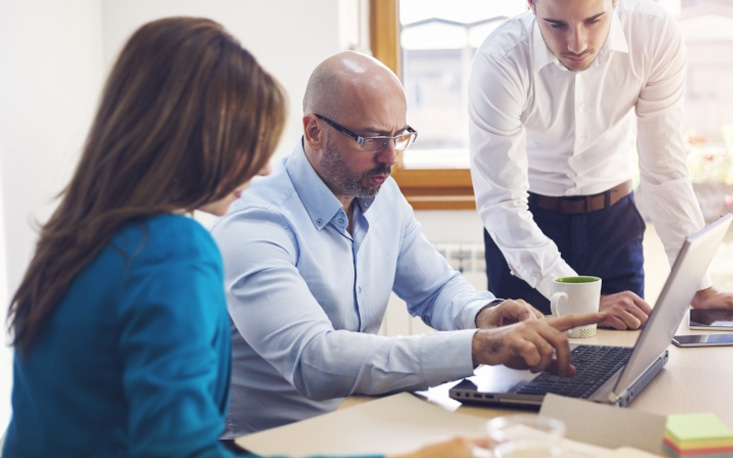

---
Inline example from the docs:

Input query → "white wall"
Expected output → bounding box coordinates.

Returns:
[0,0,358,432]
[415,209,484,244]
[0,0,104,432]
[98,0,350,164]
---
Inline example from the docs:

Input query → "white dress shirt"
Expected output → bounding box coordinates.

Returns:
[468,0,708,299]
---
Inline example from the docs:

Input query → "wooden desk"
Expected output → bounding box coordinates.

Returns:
[237,317,733,455]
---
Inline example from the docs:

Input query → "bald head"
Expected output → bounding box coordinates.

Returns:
[300,51,410,205]
[303,51,405,120]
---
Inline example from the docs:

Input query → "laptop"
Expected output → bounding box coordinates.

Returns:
[449,213,733,408]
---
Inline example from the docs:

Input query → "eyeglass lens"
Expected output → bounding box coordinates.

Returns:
[363,133,415,153]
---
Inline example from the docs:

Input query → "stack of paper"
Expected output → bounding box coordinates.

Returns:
[662,413,733,457]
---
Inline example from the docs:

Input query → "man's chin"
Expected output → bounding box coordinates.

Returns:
[364,187,381,197]
[356,184,381,198]
[564,63,592,72]
[561,54,595,72]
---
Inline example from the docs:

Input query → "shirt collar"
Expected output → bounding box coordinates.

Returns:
[605,8,629,54]
[532,7,628,72]
[286,138,375,231]
[532,14,556,72]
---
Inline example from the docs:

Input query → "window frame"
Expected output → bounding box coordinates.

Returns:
[369,0,475,210]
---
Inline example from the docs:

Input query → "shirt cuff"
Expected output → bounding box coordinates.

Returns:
[537,265,577,301]
[699,272,713,291]
[537,276,558,301]
[474,298,505,327]
[418,329,477,387]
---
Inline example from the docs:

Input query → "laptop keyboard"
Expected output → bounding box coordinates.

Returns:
[516,345,633,399]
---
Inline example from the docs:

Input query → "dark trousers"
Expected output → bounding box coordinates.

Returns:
[483,193,646,315]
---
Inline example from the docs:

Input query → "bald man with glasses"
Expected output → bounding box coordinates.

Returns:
[210,51,603,437]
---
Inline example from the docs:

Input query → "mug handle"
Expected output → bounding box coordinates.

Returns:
[550,292,568,317]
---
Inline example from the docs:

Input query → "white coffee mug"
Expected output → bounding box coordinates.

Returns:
[550,276,602,338]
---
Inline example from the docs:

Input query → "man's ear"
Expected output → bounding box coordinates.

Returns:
[303,114,324,150]
[527,0,536,13]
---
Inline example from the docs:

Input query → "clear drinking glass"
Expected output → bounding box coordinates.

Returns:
[485,414,566,458]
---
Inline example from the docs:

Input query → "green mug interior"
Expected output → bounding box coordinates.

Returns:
[554,276,600,284]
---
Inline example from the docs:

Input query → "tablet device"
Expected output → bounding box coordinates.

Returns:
[689,308,733,330]
[672,333,733,347]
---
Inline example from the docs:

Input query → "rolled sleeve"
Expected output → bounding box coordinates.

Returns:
[635,9,708,287]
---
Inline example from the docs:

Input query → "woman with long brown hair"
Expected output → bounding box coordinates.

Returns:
[2,16,286,457]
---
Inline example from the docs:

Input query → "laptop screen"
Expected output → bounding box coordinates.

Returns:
[611,214,732,397]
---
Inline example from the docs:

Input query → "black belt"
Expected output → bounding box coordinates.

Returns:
[528,180,633,215]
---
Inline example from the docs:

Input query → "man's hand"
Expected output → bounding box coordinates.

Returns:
[598,291,652,330]
[471,313,605,377]
[691,286,733,309]
[475,298,544,328]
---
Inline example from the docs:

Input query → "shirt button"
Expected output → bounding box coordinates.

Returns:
[338,218,345,225]
[358,286,362,293]
[316,218,323,226]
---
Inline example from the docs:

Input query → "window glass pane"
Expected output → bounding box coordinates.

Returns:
[399,0,527,169]
[679,4,733,149]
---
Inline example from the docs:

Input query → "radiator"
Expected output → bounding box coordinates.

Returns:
[434,242,486,274]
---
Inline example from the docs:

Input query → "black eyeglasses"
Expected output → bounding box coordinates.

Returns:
[314,114,418,154]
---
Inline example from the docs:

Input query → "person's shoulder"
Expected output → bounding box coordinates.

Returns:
[474,11,533,61]
[208,175,295,240]
[618,0,672,24]
[119,214,218,261]
[617,0,680,51]
[232,160,294,211]
[146,213,210,241]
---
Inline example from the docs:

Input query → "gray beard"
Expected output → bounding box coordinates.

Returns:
[320,133,390,198]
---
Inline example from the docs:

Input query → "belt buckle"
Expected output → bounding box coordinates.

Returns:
[560,196,587,214]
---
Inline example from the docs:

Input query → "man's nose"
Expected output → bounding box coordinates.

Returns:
[567,26,588,54]
[376,140,399,167]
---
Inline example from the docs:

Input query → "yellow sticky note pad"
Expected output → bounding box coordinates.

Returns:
[666,413,733,445]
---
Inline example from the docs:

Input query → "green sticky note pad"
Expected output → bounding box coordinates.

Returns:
[666,414,733,442]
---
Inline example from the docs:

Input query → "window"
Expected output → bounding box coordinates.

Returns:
[371,0,733,215]
[399,1,527,170]
[370,0,526,210]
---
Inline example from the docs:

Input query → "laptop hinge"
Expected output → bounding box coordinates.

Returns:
[608,350,669,406]
[608,391,624,404]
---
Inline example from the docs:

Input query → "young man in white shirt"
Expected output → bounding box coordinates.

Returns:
[469,0,733,329]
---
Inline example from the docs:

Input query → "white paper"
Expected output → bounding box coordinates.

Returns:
[540,393,667,454]
[236,392,487,456]
[236,392,664,457]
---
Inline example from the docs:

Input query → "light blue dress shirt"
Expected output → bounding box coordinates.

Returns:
[211,141,497,437]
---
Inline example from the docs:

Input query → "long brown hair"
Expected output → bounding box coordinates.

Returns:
[7,17,287,354]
